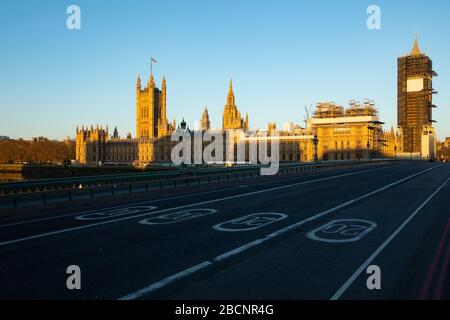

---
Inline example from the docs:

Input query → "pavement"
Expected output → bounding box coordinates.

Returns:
[0,161,449,300]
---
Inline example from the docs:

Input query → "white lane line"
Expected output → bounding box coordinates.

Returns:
[0,164,392,228]
[330,176,450,300]
[118,261,213,301]
[0,164,409,247]
[117,165,442,300]
[214,239,266,262]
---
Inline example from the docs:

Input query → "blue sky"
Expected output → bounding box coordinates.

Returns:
[0,0,448,140]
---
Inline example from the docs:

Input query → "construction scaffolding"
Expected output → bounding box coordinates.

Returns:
[314,102,344,118]
[397,36,437,153]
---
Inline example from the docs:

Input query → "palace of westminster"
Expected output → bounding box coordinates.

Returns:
[76,36,438,166]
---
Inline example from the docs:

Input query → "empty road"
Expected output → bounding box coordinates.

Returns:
[0,161,449,300]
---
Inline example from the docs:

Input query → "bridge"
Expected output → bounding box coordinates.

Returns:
[0,160,382,208]
[0,160,449,300]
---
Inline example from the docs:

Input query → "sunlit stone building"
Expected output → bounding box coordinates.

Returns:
[309,100,401,161]
[76,67,401,166]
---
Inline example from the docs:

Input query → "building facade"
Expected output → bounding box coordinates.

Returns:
[75,126,139,164]
[309,101,398,161]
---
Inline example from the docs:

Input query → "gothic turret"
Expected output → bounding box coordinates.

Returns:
[201,107,211,130]
[222,79,248,130]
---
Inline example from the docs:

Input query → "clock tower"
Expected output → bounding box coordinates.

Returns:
[397,35,438,153]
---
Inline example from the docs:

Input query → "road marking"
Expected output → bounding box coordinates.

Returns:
[0,163,395,228]
[118,261,212,301]
[330,176,450,300]
[0,200,161,228]
[213,213,288,232]
[117,165,442,300]
[139,209,217,225]
[306,219,377,243]
[0,164,418,247]
[75,206,158,220]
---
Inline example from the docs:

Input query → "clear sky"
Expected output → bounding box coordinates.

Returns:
[0,0,448,140]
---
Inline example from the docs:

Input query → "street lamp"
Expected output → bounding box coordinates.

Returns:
[408,124,415,160]
[366,126,375,161]
[312,134,319,163]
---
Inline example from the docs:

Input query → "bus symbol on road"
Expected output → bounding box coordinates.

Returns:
[306,219,377,243]
[139,209,217,225]
[75,206,157,220]
[213,213,288,232]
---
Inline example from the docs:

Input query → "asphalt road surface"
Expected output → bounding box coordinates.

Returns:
[0,161,449,300]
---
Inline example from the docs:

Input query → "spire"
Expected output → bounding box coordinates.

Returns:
[226,78,235,106]
[411,33,422,56]
[136,74,141,88]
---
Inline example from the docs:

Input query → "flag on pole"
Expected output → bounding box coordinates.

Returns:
[150,57,157,75]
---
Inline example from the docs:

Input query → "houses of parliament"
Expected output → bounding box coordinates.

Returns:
[76,71,252,165]
[76,36,438,166]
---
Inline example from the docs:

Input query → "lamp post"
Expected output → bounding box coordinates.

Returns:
[367,126,375,161]
[408,124,414,160]
[313,134,319,163]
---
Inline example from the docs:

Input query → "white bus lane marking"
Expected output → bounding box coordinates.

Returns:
[75,206,158,221]
[139,209,217,225]
[213,213,288,232]
[306,219,377,243]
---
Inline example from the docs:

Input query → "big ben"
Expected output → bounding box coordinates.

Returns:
[397,35,438,153]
